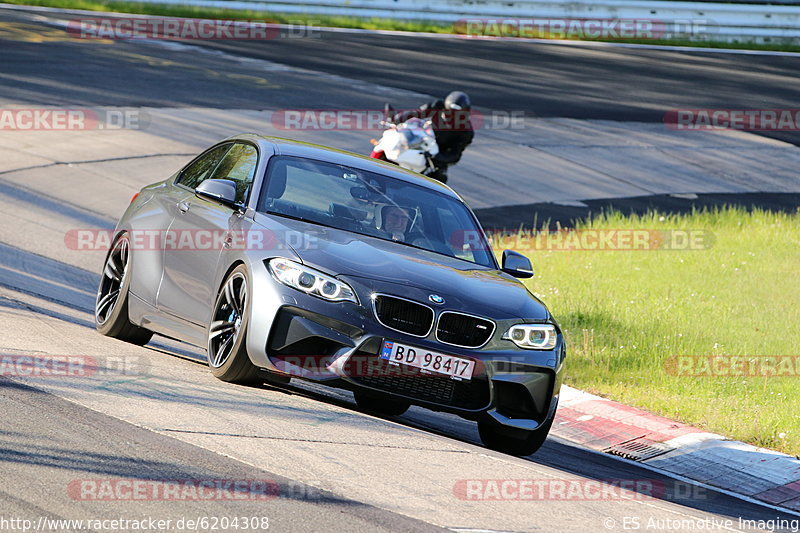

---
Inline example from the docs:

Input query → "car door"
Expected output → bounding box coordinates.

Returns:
[127,142,232,309]
[157,142,259,327]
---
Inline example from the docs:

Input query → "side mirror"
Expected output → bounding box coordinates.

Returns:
[502,250,534,278]
[195,179,237,207]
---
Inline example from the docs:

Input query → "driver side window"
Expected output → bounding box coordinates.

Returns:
[177,143,232,190]
[210,143,258,205]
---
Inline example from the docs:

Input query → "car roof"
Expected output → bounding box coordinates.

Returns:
[226,133,464,202]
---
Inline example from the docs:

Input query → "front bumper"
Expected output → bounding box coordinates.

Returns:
[246,262,565,429]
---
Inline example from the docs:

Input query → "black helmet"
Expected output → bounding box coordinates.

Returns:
[444,91,471,111]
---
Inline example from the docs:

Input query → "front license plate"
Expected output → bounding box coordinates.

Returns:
[380,341,475,380]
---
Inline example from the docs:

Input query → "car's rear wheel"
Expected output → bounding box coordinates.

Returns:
[478,416,553,456]
[207,265,260,384]
[353,390,410,416]
[95,233,153,345]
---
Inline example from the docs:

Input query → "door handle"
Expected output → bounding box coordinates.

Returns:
[177,200,190,214]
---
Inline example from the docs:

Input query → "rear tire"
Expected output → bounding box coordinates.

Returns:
[478,416,553,456]
[353,390,410,416]
[207,265,260,384]
[95,233,153,345]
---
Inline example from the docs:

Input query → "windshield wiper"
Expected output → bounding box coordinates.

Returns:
[387,239,494,269]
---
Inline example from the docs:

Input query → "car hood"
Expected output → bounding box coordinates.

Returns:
[253,214,550,320]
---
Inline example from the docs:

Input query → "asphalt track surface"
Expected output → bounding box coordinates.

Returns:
[1,6,799,532]
[3,7,800,144]
[3,7,798,227]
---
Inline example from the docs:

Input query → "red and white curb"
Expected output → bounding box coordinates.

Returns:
[553,386,800,513]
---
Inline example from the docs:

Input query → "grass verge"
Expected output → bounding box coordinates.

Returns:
[4,0,800,53]
[1,0,454,33]
[502,207,800,455]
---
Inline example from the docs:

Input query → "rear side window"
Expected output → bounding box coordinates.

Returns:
[177,143,232,189]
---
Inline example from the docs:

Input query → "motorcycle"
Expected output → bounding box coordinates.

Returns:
[369,108,445,182]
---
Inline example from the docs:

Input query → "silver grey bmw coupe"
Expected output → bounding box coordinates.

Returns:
[95,134,565,456]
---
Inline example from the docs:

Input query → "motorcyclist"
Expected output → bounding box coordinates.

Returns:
[393,91,474,183]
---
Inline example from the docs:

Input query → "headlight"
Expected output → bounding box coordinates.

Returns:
[268,258,358,304]
[504,324,557,350]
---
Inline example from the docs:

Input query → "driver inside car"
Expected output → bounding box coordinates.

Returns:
[379,205,413,241]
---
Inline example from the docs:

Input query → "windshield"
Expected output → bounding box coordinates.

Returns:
[257,156,496,268]
[398,118,434,150]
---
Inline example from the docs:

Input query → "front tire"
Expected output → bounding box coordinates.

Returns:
[478,416,553,456]
[207,265,260,384]
[95,233,153,345]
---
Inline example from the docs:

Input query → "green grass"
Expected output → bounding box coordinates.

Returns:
[501,207,800,455]
[2,0,454,33]
[5,0,800,53]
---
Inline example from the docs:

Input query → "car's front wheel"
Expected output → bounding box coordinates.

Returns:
[478,416,553,456]
[207,265,260,384]
[95,233,153,345]
[353,390,410,416]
